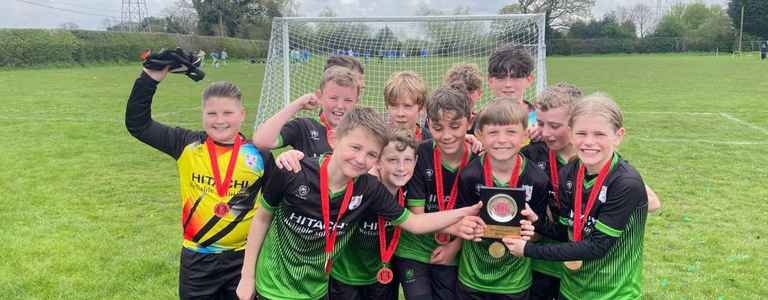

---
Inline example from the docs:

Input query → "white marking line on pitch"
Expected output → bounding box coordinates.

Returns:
[625,111,717,115]
[631,137,768,145]
[719,112,768,136]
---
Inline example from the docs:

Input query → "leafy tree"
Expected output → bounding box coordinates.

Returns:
[728,0,768,39]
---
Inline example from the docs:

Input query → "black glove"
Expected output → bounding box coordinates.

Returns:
[143,48,205,82]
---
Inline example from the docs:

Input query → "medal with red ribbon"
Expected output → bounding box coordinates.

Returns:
[320,155,354,273]
[565,155,613,271]
[432,143,469,244]
[205,135,243,218]
[319,112,335,149]
[482,154,522,188]
[376,188,404,284]
[548,150,562,209]
[414,127,422,142]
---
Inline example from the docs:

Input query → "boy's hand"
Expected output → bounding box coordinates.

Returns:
[275,150,304,173]
[446,216,486,241]
[294,93,320,111]
[461,201,483,216]
[236,277,255,300]
[464,135,484,153]
[143,66,170,82]
[528,125,542,142]
[502,236,526,257]
[429,239,461,265]
[521,204,539,224]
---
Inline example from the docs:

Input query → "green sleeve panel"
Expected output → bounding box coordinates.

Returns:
[595,220,623,238]
[407,198,426,207]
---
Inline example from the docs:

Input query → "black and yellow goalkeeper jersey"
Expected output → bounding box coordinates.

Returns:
[126,72,272,253]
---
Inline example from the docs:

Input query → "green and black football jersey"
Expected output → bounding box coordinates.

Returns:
[395,140,477,265]
[455,154,548,294]
[521,141,569,278]
[330,206,399,285]
[277,117,332,159]
[255,155,409,300]
[527,154,648,300]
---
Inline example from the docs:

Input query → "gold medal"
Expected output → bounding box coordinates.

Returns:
[564,260,583,270]
[376,267,394,284]
[488,241,506,258]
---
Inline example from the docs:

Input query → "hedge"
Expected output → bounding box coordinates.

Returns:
[547,37,735,55]
[0,29,269,68]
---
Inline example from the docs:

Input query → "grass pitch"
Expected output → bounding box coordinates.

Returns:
[0,54,766,299]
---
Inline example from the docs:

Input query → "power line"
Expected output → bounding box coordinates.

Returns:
[45,0,120,14]
[15,0,118,19]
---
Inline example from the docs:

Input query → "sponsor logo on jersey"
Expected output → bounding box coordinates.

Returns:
[349,195,363,210]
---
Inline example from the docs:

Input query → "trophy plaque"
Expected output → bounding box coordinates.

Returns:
[479,186,526,239]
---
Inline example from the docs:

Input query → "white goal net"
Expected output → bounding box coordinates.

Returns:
[255,14,547,125]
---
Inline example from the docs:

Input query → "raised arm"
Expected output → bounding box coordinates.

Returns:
[252,93,318,150]
[125,67,200,159]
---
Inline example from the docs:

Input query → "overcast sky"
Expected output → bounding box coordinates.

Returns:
[2,0,728,31]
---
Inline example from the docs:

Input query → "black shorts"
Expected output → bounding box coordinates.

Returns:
[328,277,399,300]
[456,280,529,300]
[529,271,560,300]
[393,256,457,300]
[179,247,244,300]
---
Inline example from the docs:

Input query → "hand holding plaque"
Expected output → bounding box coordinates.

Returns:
[479,186,527,240]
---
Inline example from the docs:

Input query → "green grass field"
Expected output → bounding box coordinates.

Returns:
[1,54,766,299]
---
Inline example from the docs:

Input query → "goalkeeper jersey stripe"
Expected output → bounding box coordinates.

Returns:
[126,73,273,253]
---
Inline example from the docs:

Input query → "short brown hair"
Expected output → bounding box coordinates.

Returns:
[443,63,483,93]
[325,55,364,75]
[569,93,624,131]
[477,97,529,130]
[426,85,471,122]
[202,81,242,105]
[384,71,427,108]
[335,106,389,150]
[488,44,534,79]
[536,82,583,112]
[386,128,418,156]
[319,66,360,97]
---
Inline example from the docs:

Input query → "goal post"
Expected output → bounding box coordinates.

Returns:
[255,14,547,126]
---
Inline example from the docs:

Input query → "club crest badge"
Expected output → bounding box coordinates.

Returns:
[349,195,363,210]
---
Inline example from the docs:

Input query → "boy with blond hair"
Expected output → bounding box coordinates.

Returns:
[455,99,549,299]
[384,71,427,141]
[237,107,486,300]
[252,66,360,158]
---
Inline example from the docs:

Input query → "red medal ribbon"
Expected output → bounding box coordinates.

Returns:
[482,154,522,188]
[548,150,562,209]
[378,188,404,266]
[572,157,613,241]
[320,155,354,272]
[205,135,243,197]
[414,127,422,142]
[433,144,470,211]
[319,112,335,149]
